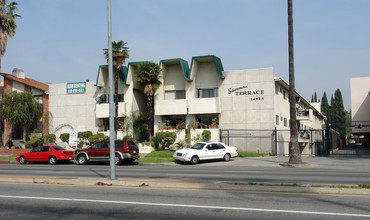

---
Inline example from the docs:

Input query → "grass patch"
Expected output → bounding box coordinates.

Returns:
[237,152,267,157]
[144,150,174,158]
[138,157,175,163]
[0,155,16,161]
[359,184,370,189]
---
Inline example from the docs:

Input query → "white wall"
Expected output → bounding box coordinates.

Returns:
[49,81,101,146]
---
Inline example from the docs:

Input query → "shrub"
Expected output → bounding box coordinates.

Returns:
[192,134,202,143]
[151,135,160,151]
[78,131,93,140]
[33,128,42,133]
[26,136,44,148]
[123,135,137,143]
[155,132,176,150]
[7,140,13,148]
[202,130,211,141]
[59,133,70,144]
[88,133,109,145]
[46,134,56,144]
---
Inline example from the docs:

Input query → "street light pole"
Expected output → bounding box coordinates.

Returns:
[107,0,116,180]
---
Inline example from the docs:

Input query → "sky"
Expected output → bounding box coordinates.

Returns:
[2,0,370,110]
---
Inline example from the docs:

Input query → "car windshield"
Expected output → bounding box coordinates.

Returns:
[53,146,65,151]
[191,143,206,150]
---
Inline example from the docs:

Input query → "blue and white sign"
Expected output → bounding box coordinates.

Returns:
[67,82,86,94]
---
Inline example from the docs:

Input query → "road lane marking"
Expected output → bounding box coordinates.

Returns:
[0,195,369,218]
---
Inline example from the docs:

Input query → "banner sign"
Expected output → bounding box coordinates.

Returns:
[67,82,86,94]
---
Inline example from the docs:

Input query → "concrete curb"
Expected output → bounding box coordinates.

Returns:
[1,176,369,196]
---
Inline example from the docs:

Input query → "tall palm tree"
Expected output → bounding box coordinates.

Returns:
[288,0,302,164]
[103,40,129,138]
[135,62,161,137]
[0,0,21,71]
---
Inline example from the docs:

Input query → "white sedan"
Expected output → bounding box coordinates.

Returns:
[173,142,238,164]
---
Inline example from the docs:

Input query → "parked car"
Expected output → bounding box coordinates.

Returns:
[16,145,75,165]
[75,140,139,165]
[173,142,238,164]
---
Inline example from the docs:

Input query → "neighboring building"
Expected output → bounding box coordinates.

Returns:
[0,69,49,147]
[350,77,370,147]
[48,55,325,154]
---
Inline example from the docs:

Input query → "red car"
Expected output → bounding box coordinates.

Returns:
[16,145,75,165]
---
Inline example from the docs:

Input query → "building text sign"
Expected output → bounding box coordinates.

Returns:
[228,85,265,101]
[67,82,86,94]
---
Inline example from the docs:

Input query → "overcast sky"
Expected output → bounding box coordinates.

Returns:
[2,0,370,110]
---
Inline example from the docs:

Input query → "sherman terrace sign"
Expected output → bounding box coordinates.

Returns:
[67,82,86,94]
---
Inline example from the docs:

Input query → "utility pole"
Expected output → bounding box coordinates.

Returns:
[107,0,116,180]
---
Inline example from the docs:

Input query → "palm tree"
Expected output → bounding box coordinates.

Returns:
[135,62,161,137]
[0,0,21,71]
[103,40,129,138]
[288,0,302,164]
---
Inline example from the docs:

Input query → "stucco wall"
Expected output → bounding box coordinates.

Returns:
[49,81,100,145]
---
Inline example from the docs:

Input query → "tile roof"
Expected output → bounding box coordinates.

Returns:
[0,73,49,92]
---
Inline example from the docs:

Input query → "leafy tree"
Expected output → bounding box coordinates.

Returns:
[46,134,56,144]
[0,0,21,71]
[287,0,302,164]
[103,40,129,138]
[332,89,346,135]
[0,92,42,146]
[135,62,161,137]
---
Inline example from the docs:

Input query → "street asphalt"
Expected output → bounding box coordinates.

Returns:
[0,155,370,195]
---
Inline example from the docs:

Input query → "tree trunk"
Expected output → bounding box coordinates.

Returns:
[146,95,153,137]
[288,0,302,164]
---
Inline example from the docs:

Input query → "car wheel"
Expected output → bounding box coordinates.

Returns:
[190,156,199,165]
[77,154,88,165]
[224,153,231,162]
[114,154,122,165]
[19,156,27,164]
[49,156,57,165]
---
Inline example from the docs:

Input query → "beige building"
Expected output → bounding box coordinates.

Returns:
[48,55,326,155]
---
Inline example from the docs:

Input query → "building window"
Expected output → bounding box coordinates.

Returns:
[165,90,185,100]
[284,118,287,127]
[162,115,186,128]
[276,115,279,125]
[275,86,279,95]
[97,94,124,104]
[198,88,218,98]
[196,114,218,128]
[283,90,287,100]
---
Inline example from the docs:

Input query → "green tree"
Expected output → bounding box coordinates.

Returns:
[0,0,21,71]
[0,92,42,145]
[321,92,330,122]
[135,62,161,137]
[332,89,346,135]
[287,0,302,164]
[103,40,129,138]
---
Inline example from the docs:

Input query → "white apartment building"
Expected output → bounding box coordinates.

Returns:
[49,55,326,154]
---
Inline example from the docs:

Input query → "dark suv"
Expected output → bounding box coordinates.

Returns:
[75,140,139,165]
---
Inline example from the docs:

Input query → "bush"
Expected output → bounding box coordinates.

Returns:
[202,130,211,141]
[7,141,14,148]
[78,131,93,140]
[46,134,56,144]
[87,133,109,145]
[155,132,176,150]
[26,136,44,148]
[151,135,160,151]
[33,128,42,133]
[123,135,137,143]
[59,133,70,144]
